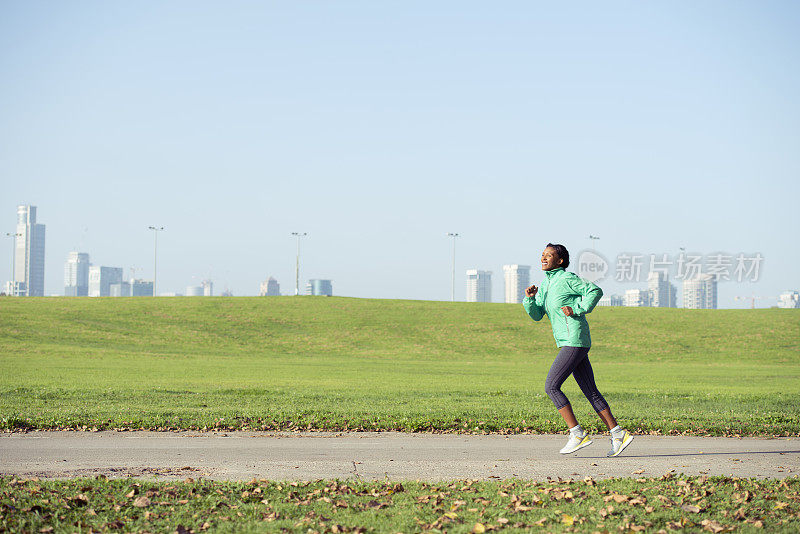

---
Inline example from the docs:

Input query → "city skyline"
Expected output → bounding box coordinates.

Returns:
[2,3,799,305]
[3,203,798,307]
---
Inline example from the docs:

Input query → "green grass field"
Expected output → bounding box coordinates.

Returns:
[1,297,798,436]
[2,475,798,533]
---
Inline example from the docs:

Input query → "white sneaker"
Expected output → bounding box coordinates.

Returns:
[607,430,634,457]
[559,433,593,454]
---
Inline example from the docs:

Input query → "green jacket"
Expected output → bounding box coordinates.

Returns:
[523,267,603,348]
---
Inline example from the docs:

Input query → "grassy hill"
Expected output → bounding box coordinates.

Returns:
[1,296,798,435]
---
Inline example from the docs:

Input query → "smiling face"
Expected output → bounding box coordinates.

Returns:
[541,246,563,271]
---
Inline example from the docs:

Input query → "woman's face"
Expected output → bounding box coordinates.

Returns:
[541,247,563,271]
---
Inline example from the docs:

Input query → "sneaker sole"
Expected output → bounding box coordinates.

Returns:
[608,433,634,457]
[560,436,593,454]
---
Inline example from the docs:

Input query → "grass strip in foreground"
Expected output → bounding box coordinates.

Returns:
[2,474,798,533]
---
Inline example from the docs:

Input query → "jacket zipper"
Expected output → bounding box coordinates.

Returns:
[546,270,571,339]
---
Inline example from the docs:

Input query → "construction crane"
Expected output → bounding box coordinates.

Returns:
[734,295,773,309]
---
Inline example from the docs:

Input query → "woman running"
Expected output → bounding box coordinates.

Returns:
[523,243,633,457]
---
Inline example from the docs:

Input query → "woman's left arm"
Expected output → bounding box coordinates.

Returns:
[566,274,603,317]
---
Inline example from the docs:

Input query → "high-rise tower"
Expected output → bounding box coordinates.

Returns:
[682,274,717,309]
[502,264,530,304]
[64,252,90,296]
[13,205,46,296]
[466,269,492,303]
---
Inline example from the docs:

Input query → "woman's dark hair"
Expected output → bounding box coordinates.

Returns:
[546,243,570,269]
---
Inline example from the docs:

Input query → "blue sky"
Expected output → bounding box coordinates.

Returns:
[1,1,798,305]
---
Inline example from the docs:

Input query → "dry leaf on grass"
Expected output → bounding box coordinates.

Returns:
[132,496,151,507]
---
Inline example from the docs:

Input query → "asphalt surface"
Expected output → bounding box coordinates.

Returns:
[1,431,798,481]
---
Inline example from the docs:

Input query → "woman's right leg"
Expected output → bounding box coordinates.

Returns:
[571,355,615,429]
[572,355,635,456]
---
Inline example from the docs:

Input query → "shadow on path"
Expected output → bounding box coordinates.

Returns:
[582,450,800,459]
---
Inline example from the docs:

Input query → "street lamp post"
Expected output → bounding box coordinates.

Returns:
[5,232,21,296]
[672,246,686,308]
[148,226,164,296]
[291,232,307,296]
[589,235,600,252]
[446,233,459,302]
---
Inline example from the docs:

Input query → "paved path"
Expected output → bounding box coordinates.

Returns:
[1,431,798,481]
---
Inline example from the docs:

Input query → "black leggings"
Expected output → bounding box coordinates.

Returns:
[544,346,610,413]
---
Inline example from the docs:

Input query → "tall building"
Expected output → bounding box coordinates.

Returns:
[778,291,799,309]
[306,279,333,296]
[88,266,123,297]
[647,271,677,308]
[109,282,131,297]
[12,205,46,296]
[466,269,492,303]
[259,277,281,296]
[502,264,530,304]
[202,279,213,296]
[64,252,90,296]
[131,279,154,296]
[624,288,651,307]
[598,294,624,306]
[683,274,717,309]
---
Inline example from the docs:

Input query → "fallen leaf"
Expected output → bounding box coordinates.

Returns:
[681,504,702,513]
[133,496,151,508]
[444,511,458,520]
[612,494,629,503]
[561,514,574,525]
[497,517,509,525]
[69,494,89,507]
[472,523,486,533]
[632,469,644,474]
[264,511,280,521]
[701,519,725,533]
[657,494,675,506]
